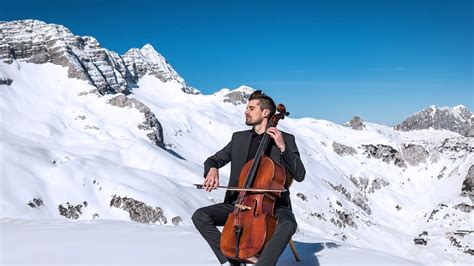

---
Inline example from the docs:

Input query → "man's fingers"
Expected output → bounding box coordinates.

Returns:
[203,168,219,192]
[203,177,212,191]
[203,176,218,192]
[267,127,280,138]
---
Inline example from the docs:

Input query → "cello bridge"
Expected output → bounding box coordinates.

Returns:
[235,204,252,210]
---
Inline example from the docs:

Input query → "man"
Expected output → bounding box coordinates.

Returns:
[192,90,306,266]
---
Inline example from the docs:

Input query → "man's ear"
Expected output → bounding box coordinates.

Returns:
[263,109,270,118]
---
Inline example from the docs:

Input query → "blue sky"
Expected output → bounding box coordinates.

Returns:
[1,0,473,125]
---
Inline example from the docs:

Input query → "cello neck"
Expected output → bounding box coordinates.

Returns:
[242,103,289,189]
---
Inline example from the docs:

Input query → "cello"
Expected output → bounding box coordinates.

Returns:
[219,103,290,263]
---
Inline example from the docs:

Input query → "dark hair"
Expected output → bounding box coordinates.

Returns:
[249,90,276,117]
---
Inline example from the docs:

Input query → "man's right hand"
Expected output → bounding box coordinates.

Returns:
[203,167,219,192]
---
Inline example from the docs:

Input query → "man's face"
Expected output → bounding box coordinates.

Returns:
[245,99,268,126]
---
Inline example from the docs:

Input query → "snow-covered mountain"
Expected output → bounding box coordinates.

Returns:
[1,20,473,265]
[395,105,473,137]
[0,19,198,95]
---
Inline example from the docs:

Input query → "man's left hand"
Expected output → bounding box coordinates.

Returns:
[267,127,285,153]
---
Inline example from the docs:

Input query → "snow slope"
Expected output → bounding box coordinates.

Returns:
[1,61,472,265]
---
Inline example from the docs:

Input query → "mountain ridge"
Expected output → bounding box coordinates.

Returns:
[0,19,197,95]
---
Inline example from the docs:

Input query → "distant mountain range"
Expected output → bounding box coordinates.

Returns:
[0,19,472,136]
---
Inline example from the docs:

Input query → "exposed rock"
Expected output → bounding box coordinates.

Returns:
[462,165,474,201]
[216,86,254,105]
[27,198,44,208]
[368,178,390,193]
[58,202,85,219]
[437,166,448,180]
[437,138,474,155]
[0,20,197,96]
[401,143,430,166]
[0,78,13,85]
[110,195,167,224]
[427,203,448,222]
[344,116,365,130]
[414,231,429,245]
[332,142,357,156]
[350,175,389,194]
[122,44,198,94]
[141,113,165,149]
[350,176,369,191]
[453,203,473,213]
[470,116,474,137]
[333,233,347,241]
[326,182,351,201]
[107,94,133,108]
[84,125,99,130]
[413,238,427,245]
[171,216,183,226]
[1,20,129,94]
[362,144,406,167]
[330,209,357,229]
[449,236,462,249]
[296,193,308,202]
[350,196,371,215]
[107,94,165,148]
[309,212,327,221]
[445,231,474,256]
[326,180,372,215]
[223,90,251,105]
[394,105,473,137]
[350,176,390,199]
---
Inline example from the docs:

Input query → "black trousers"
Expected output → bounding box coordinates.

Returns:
[192,203,297,266]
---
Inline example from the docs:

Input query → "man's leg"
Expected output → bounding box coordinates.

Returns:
[192,203,235,264]
[256,206,297,266]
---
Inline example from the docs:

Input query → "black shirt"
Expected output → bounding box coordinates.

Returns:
[227,129,276,204]
[247,129,273,161]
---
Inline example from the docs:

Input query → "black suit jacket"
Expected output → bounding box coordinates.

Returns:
[204,129,305,208]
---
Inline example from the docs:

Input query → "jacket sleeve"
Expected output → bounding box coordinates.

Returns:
[203,134,233,177]
[281,134,305,182]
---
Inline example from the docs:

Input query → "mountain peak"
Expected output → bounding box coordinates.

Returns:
[395,105,473,137]
[122,43,198,94]
[141,43,156,51]
[138,43,165,64]
[214,85,255,105]
[0,20,198,95]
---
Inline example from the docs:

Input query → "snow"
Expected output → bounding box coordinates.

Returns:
[0,61,473,265]
[0,219,422,266]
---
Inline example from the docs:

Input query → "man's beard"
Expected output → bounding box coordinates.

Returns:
[245,117,262,126]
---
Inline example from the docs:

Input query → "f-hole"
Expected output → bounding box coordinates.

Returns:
[252,199,259,217]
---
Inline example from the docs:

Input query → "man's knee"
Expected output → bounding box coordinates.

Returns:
[192,208,208,227]
[278,217,297,235]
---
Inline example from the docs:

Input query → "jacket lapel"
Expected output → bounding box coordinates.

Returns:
[237,130,252,164]
[229,130,252,187]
